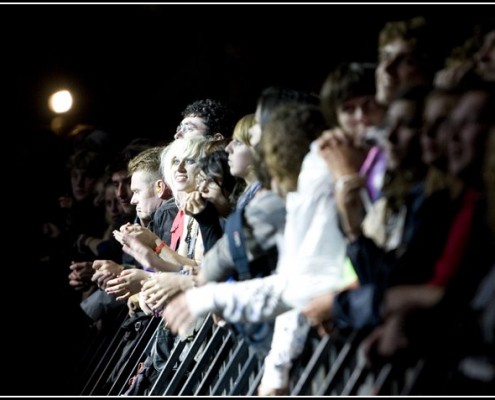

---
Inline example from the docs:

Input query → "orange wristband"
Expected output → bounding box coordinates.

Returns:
[155,241,166,254]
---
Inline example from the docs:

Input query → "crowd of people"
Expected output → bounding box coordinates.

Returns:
[9,14,495,395]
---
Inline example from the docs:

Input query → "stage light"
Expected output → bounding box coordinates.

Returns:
[48,89,73,114]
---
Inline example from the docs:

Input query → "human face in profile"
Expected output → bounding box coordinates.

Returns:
[174,116,208,140]
[376,38,427,106]
[130,170,163,224]
[225,139,254,181]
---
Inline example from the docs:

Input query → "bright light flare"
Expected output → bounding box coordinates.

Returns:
[49,90,73,113]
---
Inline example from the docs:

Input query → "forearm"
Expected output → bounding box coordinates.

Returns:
[185,275,292,323]
[158,249,197,268]
[334,175,366,241]
[261,310,311,390]
[143,251,182,273]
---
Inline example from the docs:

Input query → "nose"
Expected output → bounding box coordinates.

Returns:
[174,131,183,140]
[177,159,187,171]
[130,192,138,205]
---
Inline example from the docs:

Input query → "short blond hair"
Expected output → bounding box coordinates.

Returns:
[160,136,210,190]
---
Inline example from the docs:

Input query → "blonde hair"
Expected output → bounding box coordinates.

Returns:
[128,146,163,184]
[160,136,210,192]
[232,113,255,146]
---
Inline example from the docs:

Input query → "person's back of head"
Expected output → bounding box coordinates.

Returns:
[260,103,326,195]
[256,86,320,130]
[252,86,321,189]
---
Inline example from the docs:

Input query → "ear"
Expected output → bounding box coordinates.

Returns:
[156,179,172,200]
[212,132,225,141]
[155,180,165,197]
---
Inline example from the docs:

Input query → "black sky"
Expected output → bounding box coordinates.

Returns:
[5,3,493,144]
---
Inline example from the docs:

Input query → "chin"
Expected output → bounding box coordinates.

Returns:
[137,212,148,220]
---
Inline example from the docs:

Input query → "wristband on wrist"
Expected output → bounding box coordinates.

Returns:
[155,241,166,254]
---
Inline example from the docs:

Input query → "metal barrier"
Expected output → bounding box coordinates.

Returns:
[70,304,128,395]
[73,314,432,396]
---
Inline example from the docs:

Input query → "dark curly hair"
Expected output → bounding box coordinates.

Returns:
[182,99,235,138]
[197,149,246,208]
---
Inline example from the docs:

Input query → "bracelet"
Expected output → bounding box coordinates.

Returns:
[154,241,166,254]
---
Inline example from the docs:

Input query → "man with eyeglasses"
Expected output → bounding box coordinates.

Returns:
[174,98,235,141]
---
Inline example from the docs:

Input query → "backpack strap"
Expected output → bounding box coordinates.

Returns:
[225,208,251,280]
[225,182,262,281]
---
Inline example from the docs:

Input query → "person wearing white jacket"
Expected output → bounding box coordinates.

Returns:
[164,104,355,393]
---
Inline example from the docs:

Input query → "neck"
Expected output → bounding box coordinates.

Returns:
[175,190,188,209]
[139,217,151,227]
[243,174,257,186]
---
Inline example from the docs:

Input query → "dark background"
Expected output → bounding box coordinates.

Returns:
[5,4,493,144]
[2,3,493,395]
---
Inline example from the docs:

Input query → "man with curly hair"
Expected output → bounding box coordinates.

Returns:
[174,98,235,141]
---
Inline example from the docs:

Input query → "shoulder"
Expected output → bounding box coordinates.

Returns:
[247,189,285,213]
[245,190,286,227]
[155,198,179,217]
